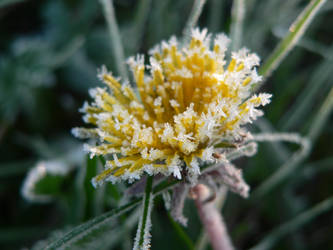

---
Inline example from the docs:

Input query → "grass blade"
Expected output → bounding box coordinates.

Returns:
[167,212,194,250]
[303,157,333,176]
[78,209,140,250]
[45,198,141,249]
[308,86,333,142]
[279,48,333,131]
[71,156,88,224]
[256,0,327,89]
[133,175,154,250]
[182,0,207,43]
[99,0,128,81]
[230,0,245,51]
[256,118,290,161]
[272,28,332,59]
[253,86,333,198]
[251,133,311,198]
[249,196,333,250]
[124,0,152,54]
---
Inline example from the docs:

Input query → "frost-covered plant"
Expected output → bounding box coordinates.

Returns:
[72,27,271,249]
[72,28,271,187]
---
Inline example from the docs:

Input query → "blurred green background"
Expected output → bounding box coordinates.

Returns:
[0,0,332,249]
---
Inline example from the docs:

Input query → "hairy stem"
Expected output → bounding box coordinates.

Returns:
[191,184,234,250]
[133,175,154,250]
[195,186,228,250]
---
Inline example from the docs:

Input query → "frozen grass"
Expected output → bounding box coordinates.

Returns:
[256,0,327,89]
[99,0,128,81]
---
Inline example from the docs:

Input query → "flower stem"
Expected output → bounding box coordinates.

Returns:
[191,184,234,250]
[195,186,228,250]
[134,175,154,250]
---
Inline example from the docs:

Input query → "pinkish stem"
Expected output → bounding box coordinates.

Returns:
[191,184,234,250]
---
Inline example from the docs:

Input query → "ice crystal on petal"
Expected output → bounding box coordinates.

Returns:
[73,28,271,186]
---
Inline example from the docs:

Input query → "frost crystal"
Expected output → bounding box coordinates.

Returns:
[73,28,271,186]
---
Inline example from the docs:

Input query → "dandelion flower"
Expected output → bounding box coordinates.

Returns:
[72,28,271,187]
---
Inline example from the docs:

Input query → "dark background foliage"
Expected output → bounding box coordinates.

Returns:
[0,0,332,249]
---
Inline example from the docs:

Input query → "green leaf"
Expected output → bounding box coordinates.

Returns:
[279,48,333,131]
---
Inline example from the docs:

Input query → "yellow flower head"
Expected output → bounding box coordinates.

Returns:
[72,28,271,187]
